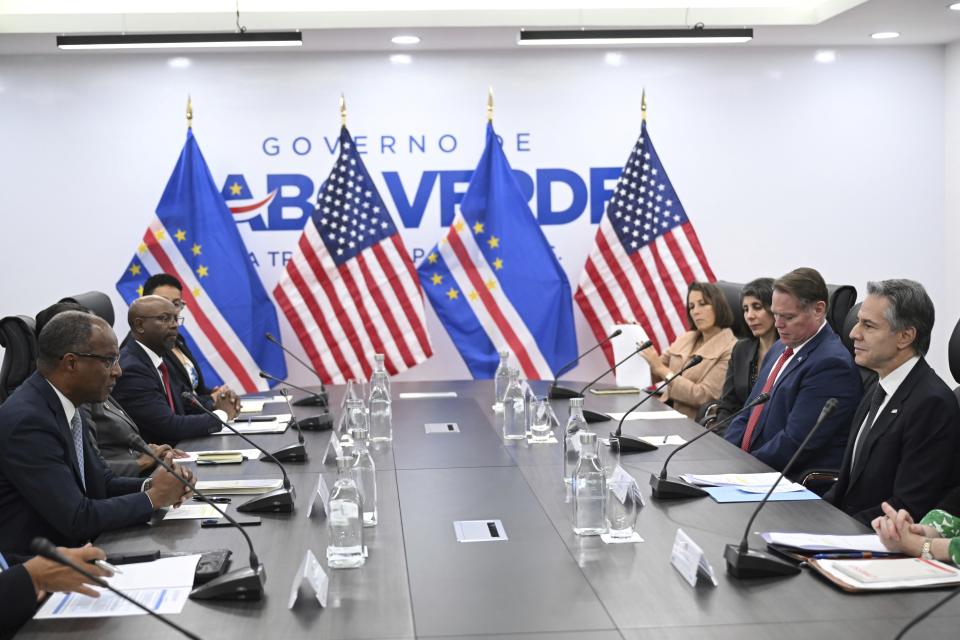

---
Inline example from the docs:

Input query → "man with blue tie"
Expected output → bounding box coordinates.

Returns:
[723,268,862,475]
[0,311,192,555]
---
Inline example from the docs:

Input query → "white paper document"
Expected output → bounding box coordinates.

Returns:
[638,435,687,446]
[179,448,261,463]
[679,472,784,487]
[35,554,201,619]
[760,532,890,553]
[161,503,222,521]
[216,414,291,435]
[606,410,686,422]
[817,558,960,590]
[194,478,283,494]
[737,481,804,494]
[240,396,287,413]
[399,391,458,399]
[612,324,652,389]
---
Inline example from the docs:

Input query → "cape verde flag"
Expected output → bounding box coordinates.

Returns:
[417,122,578,379]
[116,129,287,392]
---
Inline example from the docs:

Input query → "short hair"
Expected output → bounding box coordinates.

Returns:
[36,310,101,372]
[686,281,734,330]
[143,273,182,295]
[773,267,829,310]
[866,279,935,356]
[35,301,89,337]
[740,277,774,310]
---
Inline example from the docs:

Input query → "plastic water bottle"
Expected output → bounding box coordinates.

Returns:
[502,369,526,440]
[563,397,587,485]
[494,350,510,411]
[327,444,365,568]
[350,425,378,527]
[572,431,607,536]
[368,354,393,442]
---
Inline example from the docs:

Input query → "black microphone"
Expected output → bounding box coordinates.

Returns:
[612,354,703,453]
[548,329,623,399]
[724,397,839,579]
[182,391,296,513]
[30,537,203,638]
[895,583,960,639]
[126,435,265,600]
[259,370,328,408]
[650,392,770,499]
[572,340,653,424]
[265,332,328,395]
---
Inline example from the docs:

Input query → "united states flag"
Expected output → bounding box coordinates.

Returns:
[273,126,432,384]
[575,119,715,362]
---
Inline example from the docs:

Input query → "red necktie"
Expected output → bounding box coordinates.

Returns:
[158,361,176,411]
[740,346,793,451]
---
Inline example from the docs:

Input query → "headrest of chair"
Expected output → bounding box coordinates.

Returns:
[713,280,749,339]
[59,291,115,328]
[949,316,960,384]
[825,284,857,338]
[839,301,861,356]
[0,315,38,402]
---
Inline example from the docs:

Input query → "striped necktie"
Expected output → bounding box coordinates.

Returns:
[70,412,86,491]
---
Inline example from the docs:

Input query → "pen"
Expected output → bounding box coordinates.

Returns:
[194,496,231,503]
[94,559,123,575]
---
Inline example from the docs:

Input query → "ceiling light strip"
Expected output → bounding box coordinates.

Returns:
[57,32,302,50]
[518,28,752,46]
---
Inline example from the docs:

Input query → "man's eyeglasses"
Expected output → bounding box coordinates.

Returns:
[141,314,185,326]
[65,352,121,369]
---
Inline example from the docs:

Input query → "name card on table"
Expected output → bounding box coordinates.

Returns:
[288,549,329,609]
[322,433,344,465]
[306,474,331,518]
[609,465,646,507]
[671,528,718,588]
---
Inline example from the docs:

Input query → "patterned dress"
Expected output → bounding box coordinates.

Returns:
[919,509,960,564]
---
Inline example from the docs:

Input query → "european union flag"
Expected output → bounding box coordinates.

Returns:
[116,129,287,392]
[417,123,578,379]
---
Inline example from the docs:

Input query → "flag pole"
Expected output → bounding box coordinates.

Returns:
[186,95,193,130]
[487,86,494,123]
[641,88,647,122]
[339,93,347,127]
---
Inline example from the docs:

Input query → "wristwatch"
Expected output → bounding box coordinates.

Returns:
[921,538,933,560]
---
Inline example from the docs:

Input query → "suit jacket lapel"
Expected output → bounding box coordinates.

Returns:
[105,396,141,434]
[31,374,86,491]
[770,326,831,394]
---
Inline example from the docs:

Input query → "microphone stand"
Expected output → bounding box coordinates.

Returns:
[183,392,296,513]
[650,392,770,499]
[265,332,330,406]
[259,369,328,408]
[613,355,703,453]
[548,329,622,399]
[724,398,839,579]
[126,436,266,600]
[30,537,204,637]
[575,340,652,423]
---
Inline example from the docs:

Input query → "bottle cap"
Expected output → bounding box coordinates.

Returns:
[570,397,583,407]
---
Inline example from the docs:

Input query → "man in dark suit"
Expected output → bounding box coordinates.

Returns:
[0,311,192,554]
[724,268,862,474]
[142,273,241,415]
[824,280,960,525]
[112,296,238,446]
[1,546,109,637]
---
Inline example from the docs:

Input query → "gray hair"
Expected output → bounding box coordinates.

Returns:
[36,310,100,372]
[866,279,934,356]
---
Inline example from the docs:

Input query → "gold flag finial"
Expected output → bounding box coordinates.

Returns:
[641,88,647,122]
[486,86,494,123]
[339,93,347,127]
[186,95,193,130]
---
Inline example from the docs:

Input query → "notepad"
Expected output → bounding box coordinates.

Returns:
[195,478,283,494]
[833,558,959,584]
[180,449,261,463]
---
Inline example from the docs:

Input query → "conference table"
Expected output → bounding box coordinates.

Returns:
[17,380,960,639]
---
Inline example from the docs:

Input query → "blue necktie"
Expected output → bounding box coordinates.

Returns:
[70,412,86,491]
[0,551,8,571]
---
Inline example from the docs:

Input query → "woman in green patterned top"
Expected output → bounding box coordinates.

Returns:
[872,499,960,564]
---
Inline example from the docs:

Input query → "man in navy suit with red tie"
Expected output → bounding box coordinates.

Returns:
[724,268,862,475]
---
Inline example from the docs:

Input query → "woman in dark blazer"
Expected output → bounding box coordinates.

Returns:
[703,278,779,431]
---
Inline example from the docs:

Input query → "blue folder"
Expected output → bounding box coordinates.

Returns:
[704,485,821,503]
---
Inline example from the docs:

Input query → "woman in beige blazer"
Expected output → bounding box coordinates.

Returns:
[640,281,737,420]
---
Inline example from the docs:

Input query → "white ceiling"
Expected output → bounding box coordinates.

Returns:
[0,0,957,54]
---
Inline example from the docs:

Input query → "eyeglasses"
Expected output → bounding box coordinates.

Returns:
[141,314,185,326]
[66,352,121,369]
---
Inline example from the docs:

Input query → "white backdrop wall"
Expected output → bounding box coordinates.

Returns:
[0,45,950,387]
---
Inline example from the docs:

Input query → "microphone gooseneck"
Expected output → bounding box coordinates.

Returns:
[258,370,327,406]
[553,328,623,383]
[614,354,703,437]
[265,333,326,391]
[30,537,202,640]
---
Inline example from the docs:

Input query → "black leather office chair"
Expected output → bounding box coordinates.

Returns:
[825,284,857,339]
[0,315,38,403]
[949,315,960,406]
[59,291,115,328]
[713,280,750,339]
